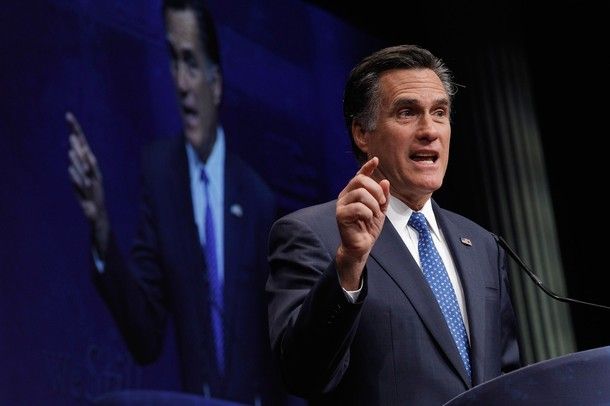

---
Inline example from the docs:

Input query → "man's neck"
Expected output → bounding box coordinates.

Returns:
[194,126,218,163]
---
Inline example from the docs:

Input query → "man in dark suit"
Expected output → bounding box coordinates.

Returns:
[267,45,521,405]
[67,0,278,403]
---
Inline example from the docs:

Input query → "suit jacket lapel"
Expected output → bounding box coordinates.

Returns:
[369,219,471,387]
[167,140,214,373]
[168,139,206,275]
[433,202,487,386]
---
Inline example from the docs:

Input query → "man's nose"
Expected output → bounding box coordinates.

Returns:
[416,113,440,140]
[175,62,189,94]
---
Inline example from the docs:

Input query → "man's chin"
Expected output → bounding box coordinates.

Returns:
[184,130,203,146]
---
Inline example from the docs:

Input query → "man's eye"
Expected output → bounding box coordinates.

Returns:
[398,109,413,117]
[433,109,447,117]
[186,55,199,69]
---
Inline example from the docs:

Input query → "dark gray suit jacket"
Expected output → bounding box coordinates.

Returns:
[267,199,520,405]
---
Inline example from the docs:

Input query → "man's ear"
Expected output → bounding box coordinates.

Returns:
[352,121,369,154]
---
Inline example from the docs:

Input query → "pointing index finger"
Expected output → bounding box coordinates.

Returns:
[65,111,87,142]
[357,156,379,177]
[353,156,388,206]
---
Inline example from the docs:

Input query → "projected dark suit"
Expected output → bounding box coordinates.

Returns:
[95,137,277,403]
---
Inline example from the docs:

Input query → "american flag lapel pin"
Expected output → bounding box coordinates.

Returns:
[460,237,472,246]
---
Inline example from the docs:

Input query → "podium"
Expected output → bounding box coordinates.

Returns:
[445,346,610,405]
[93,390,248,405]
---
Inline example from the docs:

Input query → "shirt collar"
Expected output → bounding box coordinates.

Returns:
[386,195,441,239]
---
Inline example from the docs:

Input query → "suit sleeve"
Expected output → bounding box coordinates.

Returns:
[267,216,367,397]
[92,162,168,365]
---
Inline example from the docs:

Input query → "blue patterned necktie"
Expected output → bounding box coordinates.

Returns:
[200,168,224,376]
[408,212,471,380]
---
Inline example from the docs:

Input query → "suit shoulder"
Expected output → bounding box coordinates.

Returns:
[226,152,274,197]
[270,200,339,253]
[437,207,478,225]
[436,205,495,242]
[140,137,183,170]
[275,200,337,236]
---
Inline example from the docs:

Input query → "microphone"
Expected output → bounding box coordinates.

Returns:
[493,234,610,311]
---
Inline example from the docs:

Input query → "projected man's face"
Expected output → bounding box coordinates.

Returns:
[165,8,221,160]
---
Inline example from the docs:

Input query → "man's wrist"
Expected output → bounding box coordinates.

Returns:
[91,214,110,259]
[335,245,366,291]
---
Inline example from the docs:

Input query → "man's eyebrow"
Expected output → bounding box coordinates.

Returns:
[391,97,450,108]
[392,98,418,107]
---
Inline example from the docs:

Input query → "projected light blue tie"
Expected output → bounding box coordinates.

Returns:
[408,212,471,380]
[201,168,224,375]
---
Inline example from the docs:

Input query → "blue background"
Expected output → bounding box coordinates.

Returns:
[1,1,380,403]
[2,0,609,404]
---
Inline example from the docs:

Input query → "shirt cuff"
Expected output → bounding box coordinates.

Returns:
[92,248,105,274]
[342,280,363,303]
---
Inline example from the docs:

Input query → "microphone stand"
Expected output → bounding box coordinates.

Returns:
[494,234,610,311]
